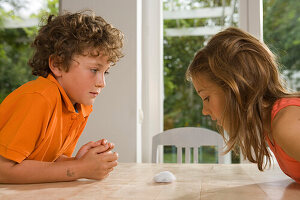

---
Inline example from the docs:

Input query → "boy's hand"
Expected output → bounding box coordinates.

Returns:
[75,139,114,159]
[78,145,118,180]
[97,139,115,153]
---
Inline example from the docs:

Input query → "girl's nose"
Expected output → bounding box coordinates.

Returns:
[202,105,210,116]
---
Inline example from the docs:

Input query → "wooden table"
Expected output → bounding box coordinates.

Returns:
[0,163,299,200]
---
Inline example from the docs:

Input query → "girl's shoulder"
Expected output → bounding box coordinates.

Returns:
[271,98,300,161]
[271,98,300,122]
[271,97,300,132]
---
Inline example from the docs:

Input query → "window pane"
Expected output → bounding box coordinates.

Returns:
[0,0,59,103]
[163,0,239,163]
[263,0,300,91]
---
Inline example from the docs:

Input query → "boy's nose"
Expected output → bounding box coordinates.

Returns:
[95,74,106,88]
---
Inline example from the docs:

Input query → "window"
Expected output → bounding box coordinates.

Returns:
[0,0,59,103]
[263,0,300,92]
[163,0,239,163]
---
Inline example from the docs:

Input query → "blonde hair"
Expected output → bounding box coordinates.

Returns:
[186,27,298,170]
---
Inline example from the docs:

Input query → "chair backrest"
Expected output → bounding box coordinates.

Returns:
[152,127,224,163]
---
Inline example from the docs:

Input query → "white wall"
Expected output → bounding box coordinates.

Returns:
[141,0,164,163]
[61,0,143,162]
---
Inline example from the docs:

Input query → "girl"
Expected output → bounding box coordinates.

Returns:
[186,27,300,183]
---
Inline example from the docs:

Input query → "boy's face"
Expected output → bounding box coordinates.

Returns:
[54,53,110,106]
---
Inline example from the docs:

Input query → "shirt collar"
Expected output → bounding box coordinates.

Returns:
[46,74,93,117]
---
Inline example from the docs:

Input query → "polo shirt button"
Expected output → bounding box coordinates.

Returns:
[72,114,77,120]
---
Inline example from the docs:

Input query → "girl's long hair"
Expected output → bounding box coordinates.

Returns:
[186,27,298,170]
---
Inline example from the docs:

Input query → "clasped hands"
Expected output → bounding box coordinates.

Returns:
[75,139,118,180]
[75,139,116,159]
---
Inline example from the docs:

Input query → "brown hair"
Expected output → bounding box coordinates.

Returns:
[186,27,299,170]
[29,10,124,77]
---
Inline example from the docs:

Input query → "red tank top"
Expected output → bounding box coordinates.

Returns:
[265,98,300,183]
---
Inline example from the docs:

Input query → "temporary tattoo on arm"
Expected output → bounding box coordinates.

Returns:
[67,169,75,177]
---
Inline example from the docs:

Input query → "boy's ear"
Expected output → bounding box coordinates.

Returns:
[49,55,63,77]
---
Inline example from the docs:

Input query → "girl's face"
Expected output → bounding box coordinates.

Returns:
[192,74,226,128]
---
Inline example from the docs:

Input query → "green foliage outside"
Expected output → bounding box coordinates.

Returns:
[163,0,237,131]
[263,0,300,72]
[164,145,218,163]
[0,0,58,103]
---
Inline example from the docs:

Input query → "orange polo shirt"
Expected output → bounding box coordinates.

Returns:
[265,98,300,183]
[0,74,92,163]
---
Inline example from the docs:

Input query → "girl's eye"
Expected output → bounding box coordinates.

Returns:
[104,71,110,75]
[204,96,210,102]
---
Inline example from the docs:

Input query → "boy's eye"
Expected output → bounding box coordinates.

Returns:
[90,69,98,73]
[104,71,110,75]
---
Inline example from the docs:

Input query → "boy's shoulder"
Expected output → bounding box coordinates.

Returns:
[24,75,58,91]
[4,75,61,106]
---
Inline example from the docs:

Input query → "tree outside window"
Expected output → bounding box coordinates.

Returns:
[0,0,58,103]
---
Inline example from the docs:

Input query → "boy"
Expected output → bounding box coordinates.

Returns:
[0,11,124,183]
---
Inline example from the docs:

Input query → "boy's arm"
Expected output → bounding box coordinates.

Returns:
[55,155,76,162]
[0,145,118,184]
[0,155,82,183]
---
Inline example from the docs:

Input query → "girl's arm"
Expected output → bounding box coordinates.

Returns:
[272,106,300,161]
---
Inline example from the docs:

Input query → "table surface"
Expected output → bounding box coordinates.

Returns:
[0,163,299,200]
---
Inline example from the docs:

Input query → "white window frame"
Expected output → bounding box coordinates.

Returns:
[239,0,263,41]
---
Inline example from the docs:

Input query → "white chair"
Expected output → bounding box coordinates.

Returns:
[152,127,225,163]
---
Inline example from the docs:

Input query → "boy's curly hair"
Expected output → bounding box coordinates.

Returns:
[29,10,124,77]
